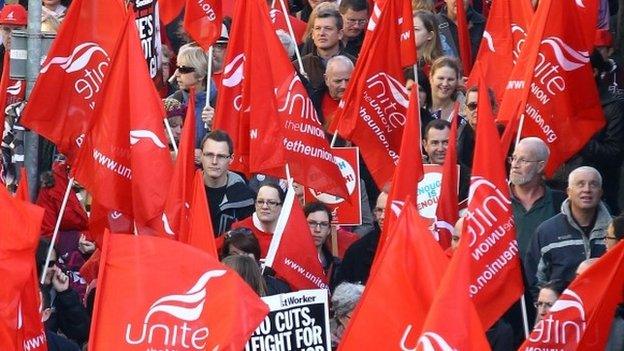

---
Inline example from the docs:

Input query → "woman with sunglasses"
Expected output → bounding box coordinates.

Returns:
[168,44,217,149]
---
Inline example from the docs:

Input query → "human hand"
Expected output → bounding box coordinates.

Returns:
[51,267,70,293]
[78,234,96,255]
[201,106,215,129]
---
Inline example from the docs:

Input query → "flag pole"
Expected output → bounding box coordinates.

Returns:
[40,177,74,284]
[278,0,306,77]
[514,114,525,147]
[520,294,530,338]
[205,46,214,129]
[164,118,179,154]
[330,130,339,147]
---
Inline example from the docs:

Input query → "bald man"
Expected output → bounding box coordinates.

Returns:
[524,166,611,299]
[319,55,354,129]
[510,137,566,257]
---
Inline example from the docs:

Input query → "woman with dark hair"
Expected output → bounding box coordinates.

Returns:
[222,255,268,296]
[534,279,567,323]
[404,68,435,139]
[221,227,291,295]
[230,182,286,259]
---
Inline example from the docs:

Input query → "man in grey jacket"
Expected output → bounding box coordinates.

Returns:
[524,166,611,299]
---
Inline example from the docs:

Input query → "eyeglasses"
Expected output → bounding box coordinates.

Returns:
[534,301,554,309]
[507,156,543,165]
[466,102,478,111]
[46,260,57,268]
[345,18,368,26]
[202,152,231,161]
[255,199,281,208]
[177,65,196,74]
[307,221,330,229]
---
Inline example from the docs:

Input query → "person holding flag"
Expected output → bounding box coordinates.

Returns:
[303,201,341,285]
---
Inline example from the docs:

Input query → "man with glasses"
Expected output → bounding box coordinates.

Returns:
[510,137,565,258]
[338,0,369,58]
[525,166,611,301]
[201,130,255,235]
[231,182,285,259]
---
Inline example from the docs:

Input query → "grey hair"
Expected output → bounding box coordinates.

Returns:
[326,55,354,74]
[331,282,364,318]
[568,166,603,187]
[177,44,208,81]
[275,30,296,58]
[519,137,550,162]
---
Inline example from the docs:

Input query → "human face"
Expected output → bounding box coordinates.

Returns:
[255,186,283,225]
[325,62,352,100]
[212,42,228,72]
[535,288,558,322]
[463,91,478,129]
[445,0,469,19]
[605,223,620,251]
[312,17,343,52]
[567,170,603,212]
[175,57,201,91]
[423,127,450,165]
[1,26,12,50]
[413,16,433,50]
[307,211,331,248]
[201,139,232,183]
[509,143,543,186]
[43,250,58,285]
[43,0,61,8]
[373,192,388,229]
[430,66,458,102]
[342,9,368,39]
[167,116,183,143]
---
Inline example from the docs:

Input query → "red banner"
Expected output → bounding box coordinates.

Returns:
[497,0,604,175]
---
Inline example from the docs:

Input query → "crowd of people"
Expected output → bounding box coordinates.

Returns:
[1,0,623,350]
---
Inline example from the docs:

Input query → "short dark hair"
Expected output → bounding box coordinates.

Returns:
[222,227,261,260]
[423,119,451,141]
[339,0,369,14]
[315,7,344,30]
[538,279,567,297]
[303,201,333,223]
[465,85,498,112]
[201,129,234,155]
[256,181,286,204]
[611,214,624,240]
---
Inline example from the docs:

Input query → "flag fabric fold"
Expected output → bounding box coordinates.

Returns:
[183,0,222,50]
[183,170,218,258]
[88,232,269,350]
[519,240,624,350]
[74,11,173,227]
[330,0,417,188]
[338,198,448,350]
[496,0,604,176]
[20,0,127,164]
[265,182,329,291]
[213,0,347,198]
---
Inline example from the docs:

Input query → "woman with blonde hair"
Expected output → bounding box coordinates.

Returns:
[413,11,442,76]
[428,56,463,121]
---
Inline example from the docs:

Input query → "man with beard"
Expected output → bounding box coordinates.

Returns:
[509,137,566,257]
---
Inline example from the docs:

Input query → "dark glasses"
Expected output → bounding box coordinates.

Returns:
[466,102,478,111]
[177,65,196,74]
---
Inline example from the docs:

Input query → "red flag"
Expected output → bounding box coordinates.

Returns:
[213,0,347,198]
[268,8,306,45]
[15,167,29,201]
[264,182,329,291]
[162,90,197,238]
[0,188,44,350]
[465,73,524,329]
[433,109,459,250]
[497,0,604,176]
[182,170,218,258]
[519,240,624,350]
[159,0,184,25]
[339,199,448,350]
[74,12,173,227]
[88,232,269,350]
[381,86,424,241]
[467,0,533,102]
[415,226,492,351]
[16,268,47,351]
[21,0,127,164]
[330,0,417,188]
[456,0,473,74]
[183,0,222,50]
